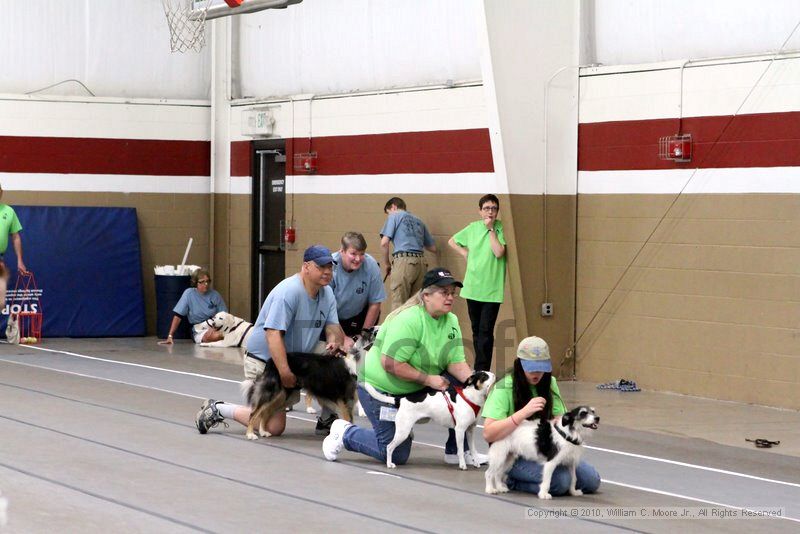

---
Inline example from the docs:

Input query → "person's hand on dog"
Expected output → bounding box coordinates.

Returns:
[343,336,355,351]
[523,396,547,417]
[426,375,450,391]
[325,341,345,356]
[280,370,297,389]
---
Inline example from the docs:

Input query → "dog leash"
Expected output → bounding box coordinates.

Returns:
[441,387,481,426]
[746,438,780,448]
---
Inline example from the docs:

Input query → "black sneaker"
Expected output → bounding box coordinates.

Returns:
[315,414,337,436]
[195,399,226,434]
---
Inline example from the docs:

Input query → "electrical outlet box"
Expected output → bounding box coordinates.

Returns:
[541,303,553,316]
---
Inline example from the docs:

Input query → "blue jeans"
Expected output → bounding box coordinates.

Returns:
[343,384,466,464]
[506,458,601,495]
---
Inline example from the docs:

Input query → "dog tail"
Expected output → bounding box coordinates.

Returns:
[363,382,397,406]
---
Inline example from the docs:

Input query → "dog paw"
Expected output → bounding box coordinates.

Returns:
[459,462,468,470]
[570,489,583,496]
[306,406,317,414]
[259,429,272,438]
[387,462,396,469]
[485,486,498,494]
[245,432,259,441]
[537,492,552,500]
[498,484,509,493]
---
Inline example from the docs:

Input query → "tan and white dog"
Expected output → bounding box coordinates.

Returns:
[198,312,254,348]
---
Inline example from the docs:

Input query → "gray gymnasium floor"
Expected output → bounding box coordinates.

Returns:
[2,338,799,533]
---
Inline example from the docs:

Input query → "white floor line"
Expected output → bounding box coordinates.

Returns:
[475,423,800,490]
[0,358,204,400]
[5,344,800,493]
[587,445,800,489]
[6,343,241,384]
[602,479,800,524]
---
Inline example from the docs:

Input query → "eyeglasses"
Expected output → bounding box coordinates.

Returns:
[197,279,211,285]
[481,205,499,212]
[436,287,458,297]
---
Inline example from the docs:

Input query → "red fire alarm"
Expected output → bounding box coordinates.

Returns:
[224,0,244,7]
[658,134,692,163]
[293,152,318,174]
[284,226,296,245]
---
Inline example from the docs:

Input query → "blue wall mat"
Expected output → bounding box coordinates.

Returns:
[2,206,145,337]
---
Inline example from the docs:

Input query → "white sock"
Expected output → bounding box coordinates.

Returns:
[216,402,238,419]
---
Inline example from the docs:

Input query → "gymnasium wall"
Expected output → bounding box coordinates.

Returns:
[576,55,800,409]
[0,95,211,334]
[228,84,554,373]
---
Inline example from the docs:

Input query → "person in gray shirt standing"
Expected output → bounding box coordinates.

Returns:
[379,197,437,310]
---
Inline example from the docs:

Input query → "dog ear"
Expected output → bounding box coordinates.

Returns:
[463,372,477,387]
[561,411,574,428]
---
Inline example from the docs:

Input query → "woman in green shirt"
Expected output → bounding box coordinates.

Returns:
[482,336,601,495]
[323,268,486,466]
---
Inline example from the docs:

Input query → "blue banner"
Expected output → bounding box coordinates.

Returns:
[2,206,145,337]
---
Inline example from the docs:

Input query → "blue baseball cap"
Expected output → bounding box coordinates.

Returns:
[517,336,552,373]
[303,245,336,266]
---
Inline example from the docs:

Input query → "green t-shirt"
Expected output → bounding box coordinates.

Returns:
[453,220,506,303]
[363,305,466,394]
[481,374,566,419]
[0,204,22,254]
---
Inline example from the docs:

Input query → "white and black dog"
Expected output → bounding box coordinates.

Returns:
[198,311,255,348]
[365,371,496,470]
[484,405,599,499]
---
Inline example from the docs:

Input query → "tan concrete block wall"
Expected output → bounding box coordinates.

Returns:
[576,193,800,409]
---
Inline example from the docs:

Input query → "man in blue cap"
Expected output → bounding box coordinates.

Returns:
[194,244,346,437]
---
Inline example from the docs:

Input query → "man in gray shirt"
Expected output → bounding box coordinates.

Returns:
[379,197,436,310]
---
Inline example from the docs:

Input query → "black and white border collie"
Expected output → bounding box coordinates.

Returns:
[366,371,496,470]
[484,405,600,498]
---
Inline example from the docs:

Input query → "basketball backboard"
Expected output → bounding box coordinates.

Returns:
[190,0,302,21]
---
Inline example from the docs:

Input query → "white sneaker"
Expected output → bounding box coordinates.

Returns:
[322,419,353,461]
[444,451,489,466]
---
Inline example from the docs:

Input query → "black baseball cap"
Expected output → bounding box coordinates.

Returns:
[303,245,336,266]
[422,267,463,289]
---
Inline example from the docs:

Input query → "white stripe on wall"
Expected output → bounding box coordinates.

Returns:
[579,167,800,194]
[283,172,506,195]
[0,173,212,194]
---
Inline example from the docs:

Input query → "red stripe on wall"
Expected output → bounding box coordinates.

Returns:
[286,129,494,175]
[579,111,800,171]
[230,140,252,177]
[0,136,210,176]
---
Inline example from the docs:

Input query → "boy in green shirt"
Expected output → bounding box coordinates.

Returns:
[448,194,506,372]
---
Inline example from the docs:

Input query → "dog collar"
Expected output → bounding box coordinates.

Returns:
[555,423,582,446]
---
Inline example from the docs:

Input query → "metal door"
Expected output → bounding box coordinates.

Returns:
[252,144,287,313]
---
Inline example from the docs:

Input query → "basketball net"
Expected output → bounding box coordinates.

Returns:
[162,0,213,53]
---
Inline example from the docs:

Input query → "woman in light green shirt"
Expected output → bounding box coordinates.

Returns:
[323,268,486,466]
[482,336,601,496]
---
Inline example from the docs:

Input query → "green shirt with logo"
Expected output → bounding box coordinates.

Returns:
[0,204,22,254]
[453,220,506,303]
[363,305,466,394]
[481,374,566,419]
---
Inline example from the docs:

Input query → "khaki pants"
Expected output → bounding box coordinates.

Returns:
[389,255,428,310]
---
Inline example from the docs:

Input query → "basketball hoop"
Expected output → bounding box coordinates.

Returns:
[162,0,213,53]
